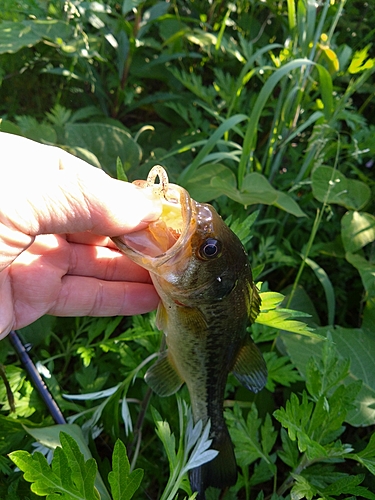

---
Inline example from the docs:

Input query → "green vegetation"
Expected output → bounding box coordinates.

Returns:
[1,1,375,498]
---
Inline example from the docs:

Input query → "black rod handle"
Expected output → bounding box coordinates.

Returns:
[9,330,66,425]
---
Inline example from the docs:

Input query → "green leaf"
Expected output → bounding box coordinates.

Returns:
[0,20,72,54]
[184,163,237,202]
[178,114,249,184]
[291,474,316,500]
[261,413,278,457]
[227,211,259,248]
[9,450,66,497]
[348,433,375,477]
[213,173,307,217]
[278,428,299,468]
[348,45,375,74]
[301,464,348,490]
[274,190,307,218]
[225,403,276,469]
[264,352,303,392]
[122,0,144,16]
[357,432,375,460]
[323,473,375,499]
[153,398,217,500]
[116,157,128,182]
[59,433,98,499]
[239,59,333,183]
[274,392,327,460]
[15,115,57,143]
[256,291,318,338]
[64,123,142,176]
[312,166,371,210]
[0,21,41,53]
[151,406,178,471]
[304,257,335,325]
[23,424,110,500]
[345,252,375,297]
[76,346,95,368]
[341,211,375,253]
[108,440,143,500]
[249,459,276,487]
[9,432,99,499]
[305,336,351,399]
[256,308,315,337]
[281,326,375,426]
[241,173,278,205]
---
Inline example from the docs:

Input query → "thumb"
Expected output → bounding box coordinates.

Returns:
[0,133,162,267]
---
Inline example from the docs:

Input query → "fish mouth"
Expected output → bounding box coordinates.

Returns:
[112,166,196,270]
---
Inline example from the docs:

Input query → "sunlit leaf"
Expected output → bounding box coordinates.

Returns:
[341,211,375,253]
[348,45,375,74]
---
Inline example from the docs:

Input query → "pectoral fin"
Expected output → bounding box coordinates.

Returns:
[145,351,184,397]
[155,302,168,332]
[248,282,261,324]
[232,338,267,393]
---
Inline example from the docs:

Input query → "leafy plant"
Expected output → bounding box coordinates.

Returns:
[1,0,375,499]
[9,432,143,500]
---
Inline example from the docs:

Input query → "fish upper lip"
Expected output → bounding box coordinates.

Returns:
[149,187,196,268]
[113,183,197,269]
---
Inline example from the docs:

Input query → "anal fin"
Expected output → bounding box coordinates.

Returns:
[145,351,184,397]
[232,338,267,393]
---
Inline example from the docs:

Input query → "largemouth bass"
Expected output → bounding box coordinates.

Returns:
[112,166,267,499]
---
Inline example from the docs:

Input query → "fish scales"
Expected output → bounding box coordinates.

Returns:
[112,166,267,500]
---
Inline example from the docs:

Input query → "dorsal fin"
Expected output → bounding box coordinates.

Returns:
[232,338,267,393]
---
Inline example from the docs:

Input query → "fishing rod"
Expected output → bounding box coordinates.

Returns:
[8,330,66,425]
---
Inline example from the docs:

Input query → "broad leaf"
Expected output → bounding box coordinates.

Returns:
[0,20,72,54]
[341,211,375,253]
[345,252,375,297]
[184,163,237,201]
[312,166,371,210]
[64,123,142,176]
[242,173,306,217]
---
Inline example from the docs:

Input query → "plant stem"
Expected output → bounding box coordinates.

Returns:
[128,387,153,470]
[286,207,323,308]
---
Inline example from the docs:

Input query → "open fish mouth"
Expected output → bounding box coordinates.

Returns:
[112,166,197,268]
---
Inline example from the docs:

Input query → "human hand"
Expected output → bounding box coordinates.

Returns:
[0,133,162,340]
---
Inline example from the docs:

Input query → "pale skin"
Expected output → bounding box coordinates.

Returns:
[0,132,162,340]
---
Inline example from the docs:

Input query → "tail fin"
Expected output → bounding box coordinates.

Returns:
[189,426,237,500]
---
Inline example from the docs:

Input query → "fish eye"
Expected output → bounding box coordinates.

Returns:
[198,238,222,260]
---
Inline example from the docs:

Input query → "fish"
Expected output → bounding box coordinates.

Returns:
[112,166,267,499]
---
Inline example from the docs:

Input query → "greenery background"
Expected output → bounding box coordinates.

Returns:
[0,0,375,499]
